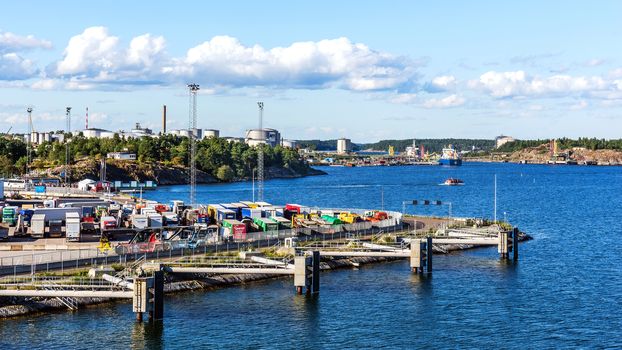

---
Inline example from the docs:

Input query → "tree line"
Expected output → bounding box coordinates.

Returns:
[496,137,622,153]
[0,134,310,181]
[298,138,497,153]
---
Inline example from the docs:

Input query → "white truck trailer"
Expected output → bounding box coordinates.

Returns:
[65,212,81,242]
[31,214,46,238]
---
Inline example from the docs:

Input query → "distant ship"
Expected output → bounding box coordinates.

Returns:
[438,145,462,166]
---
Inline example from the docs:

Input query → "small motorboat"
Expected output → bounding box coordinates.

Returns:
[442,178,464,186]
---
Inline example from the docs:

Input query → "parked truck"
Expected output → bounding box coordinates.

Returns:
[132,214,149,229]
[100,216,117,234]
[161,212,178,226]
[148,214,163,228]
[253,217,278,232]
[241,207,262,219]
[65,212,81,242]
[32,207,81,222]
[217,208,236,223]
[2,206,18,226]
[222,219,247,240]
[31,214,46,238]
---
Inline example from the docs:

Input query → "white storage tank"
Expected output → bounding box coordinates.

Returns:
[203,129,219,139]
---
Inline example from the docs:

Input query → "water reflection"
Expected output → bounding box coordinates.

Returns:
[131,320,164,350]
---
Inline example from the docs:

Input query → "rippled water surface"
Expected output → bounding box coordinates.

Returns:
[1,163,621,349]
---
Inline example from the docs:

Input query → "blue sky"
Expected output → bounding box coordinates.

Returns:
[1,1,621,142]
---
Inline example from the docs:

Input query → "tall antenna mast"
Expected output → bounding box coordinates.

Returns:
[65,107,72,187]
[188,83,200,206]
[26,107,33,174]
[257,102,264,202]
[85,107,89,129]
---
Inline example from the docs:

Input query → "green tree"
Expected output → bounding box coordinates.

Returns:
[215,165,234,182]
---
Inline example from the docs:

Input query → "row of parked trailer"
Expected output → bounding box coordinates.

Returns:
[0,195,393,243]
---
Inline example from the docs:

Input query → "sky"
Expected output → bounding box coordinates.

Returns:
[0,1,621,142]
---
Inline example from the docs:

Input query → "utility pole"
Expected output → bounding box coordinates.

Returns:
[26,107,33,174]
[65,107,71,188]
[187,83,199,206]
[257,102,264,202]
[494,174,497,223]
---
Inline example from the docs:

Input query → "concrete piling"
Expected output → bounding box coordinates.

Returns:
[294,255,310,294]
[410,237,432,274]
[133,277,148,322]
[499,228,519,260]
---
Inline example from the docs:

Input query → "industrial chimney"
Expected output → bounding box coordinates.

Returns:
[162,105,167,134]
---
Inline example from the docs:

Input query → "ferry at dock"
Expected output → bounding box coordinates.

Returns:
[438,145,462,166]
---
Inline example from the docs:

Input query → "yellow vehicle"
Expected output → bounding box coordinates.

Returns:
[338,212,361,224]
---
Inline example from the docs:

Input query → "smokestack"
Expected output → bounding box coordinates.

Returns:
[162,105,167,134]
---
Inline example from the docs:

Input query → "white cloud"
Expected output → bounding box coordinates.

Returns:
[528,104,545,111]
[0,53,38,80]
[585,59,604,67]
[0,31,52,53]
[165,35,418,91]
[46,28,421,93]
[424,75,456,92]
[31,78,59,90]
[389,93,418,104]
[422,94,465,108]
[471,70,610,98]
[55,27,121,76]
[126,34,166,67]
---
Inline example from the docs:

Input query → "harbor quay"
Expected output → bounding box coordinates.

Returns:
[0,192,527,321]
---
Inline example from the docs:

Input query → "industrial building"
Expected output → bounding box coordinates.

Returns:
[107,152,137,160]
[245,128,281,147]
[337,138,352,154]
[19,132,64,145]
[281,139,297,148]
[167,128,220,140]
